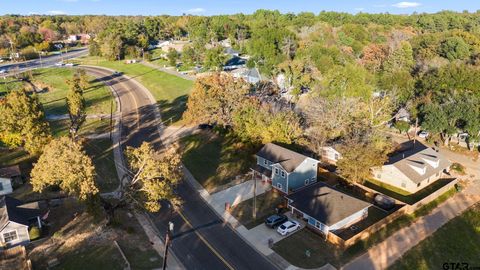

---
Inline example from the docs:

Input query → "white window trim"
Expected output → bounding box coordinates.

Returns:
[276,183,282,190]
[264,159,268,165]
[2,229,18,243]
[305,179,309,185]
[281,171,285,178]
[275,168,279,175]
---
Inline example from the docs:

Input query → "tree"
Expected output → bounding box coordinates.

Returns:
[167,48,179,66]
[0,90,51,154]
[204,47,226,71]
[66,73,86,137]
[382,41,415,73]
[183,74,250,128]
[123,142,183,212]
[181,45,196,66]
[233,99,302,144]
[394,120,410,134]
[30,137,98,200]
[336,131,392,184]
[439,36,470,60]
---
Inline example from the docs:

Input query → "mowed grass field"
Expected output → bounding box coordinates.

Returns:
[33,68,115,116]
[78,56,194,125]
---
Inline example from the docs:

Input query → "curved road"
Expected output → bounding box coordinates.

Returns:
[81,66,278,270]
[0,48,88,74]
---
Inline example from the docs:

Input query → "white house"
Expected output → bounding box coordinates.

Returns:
[321,145,342,165]
[371,141,452,194]
[0,178,13,196]
[0,196,43,248]
[287,182,371,236]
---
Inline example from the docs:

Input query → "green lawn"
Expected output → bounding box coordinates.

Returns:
[78,56,193,125]
[32,68,115,116]
[389,203,480,270]
[49,118,111,138]
[364,178,455,205]
[273,187,458,268]
[83,138,119,192]
[51,244,125,270]
[180,132,255,192]
[230,190,286,229]
[0,78,25,95]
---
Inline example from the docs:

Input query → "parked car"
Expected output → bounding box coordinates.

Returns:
[54,62,64,67]
[0,69,7,74]
[374,194,395,210]
[112,71,121,76]
[265,214,288,228]
[65,63,75,67]
[277,220,300,236]
[198,123,214,130]
[418,131,429,138]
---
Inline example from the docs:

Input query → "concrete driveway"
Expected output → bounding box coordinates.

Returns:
[207,179,271,211]
[237,212,305,256]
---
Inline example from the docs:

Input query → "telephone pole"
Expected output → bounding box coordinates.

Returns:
[252,170,257,220]
[162,221,174,270]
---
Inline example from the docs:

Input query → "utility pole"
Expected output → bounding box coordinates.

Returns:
[252,170,257,220]
[109,99,114,140]
[162,221,174,270]
[413,118,418,146]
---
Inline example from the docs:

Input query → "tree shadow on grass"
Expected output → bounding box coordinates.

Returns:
[156,95,188,125]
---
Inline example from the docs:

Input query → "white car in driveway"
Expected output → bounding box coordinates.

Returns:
[277,220,300,236]
[0,69,7,74]
[418,131,429,138]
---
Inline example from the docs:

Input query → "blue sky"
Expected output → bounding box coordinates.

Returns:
[1,0,480,16]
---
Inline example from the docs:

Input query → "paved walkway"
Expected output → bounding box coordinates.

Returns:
[343,183,480,270]
[45,113,115,120]
[142,61,196,81]
[159,125,198,146]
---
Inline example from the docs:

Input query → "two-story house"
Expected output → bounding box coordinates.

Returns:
[252,143,319,193]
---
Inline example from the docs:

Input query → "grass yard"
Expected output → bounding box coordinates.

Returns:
[273,187,458,268]
[49,118,111,137]
[230,190,286,229]
[83,138,119,192]
[389,203,480,270]
[78,56,193,125]
[0,78,25,95]
[273,228,344,268]
[0,147,33,167]
[364,178,455,205]
[180,131,256,192]
[32,68,115,116]
[51,244,125,270]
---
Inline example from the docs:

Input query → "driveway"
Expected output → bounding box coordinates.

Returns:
[237,212,305,256]
[207,179,272,212]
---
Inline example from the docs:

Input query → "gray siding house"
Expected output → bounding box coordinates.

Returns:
[286,183,371,235]
[253,143,319,193]
[0,196,43,248]
[371,141,452,193]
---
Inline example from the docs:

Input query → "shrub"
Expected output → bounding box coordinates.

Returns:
[451,162,466,175]
[29,226,41,240]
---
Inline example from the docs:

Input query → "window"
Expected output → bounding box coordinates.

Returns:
[3,230,18,243]
[376,173,381,178]
[276,183,282,190]
[264,159,268,165]
[334,154,339,160]
[275,168,279,175]
[401,182,406,188]
[0,182,3,191]
[281,171,285,178]
[311,177,316,183]
[305,179,309,185]
[417,182,421,187]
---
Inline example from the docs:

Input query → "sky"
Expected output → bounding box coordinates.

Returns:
[1,0,480,16]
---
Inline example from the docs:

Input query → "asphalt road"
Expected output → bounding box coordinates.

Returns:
[82,66,278,270]
[0,48,88,74]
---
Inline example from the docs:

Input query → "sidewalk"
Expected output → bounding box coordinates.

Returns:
[343,190,480,270]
